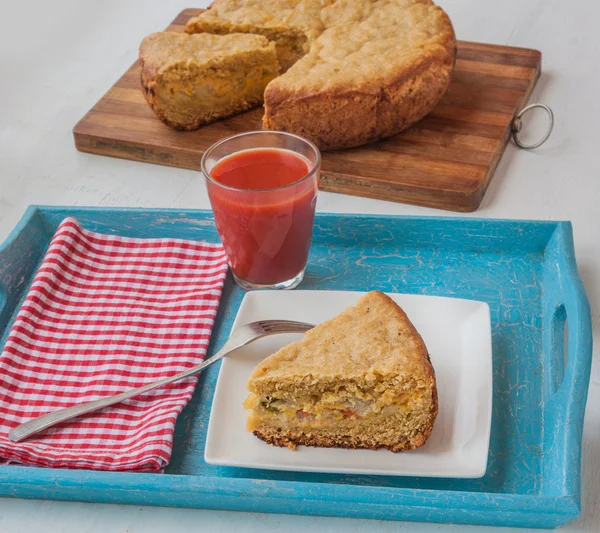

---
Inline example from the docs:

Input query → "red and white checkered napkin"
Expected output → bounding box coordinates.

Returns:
[0,217,228,471]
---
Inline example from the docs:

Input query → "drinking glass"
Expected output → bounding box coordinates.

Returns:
[202,131,320,290]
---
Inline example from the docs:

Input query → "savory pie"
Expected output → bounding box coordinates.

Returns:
[244,291,438,451]
[186,0,456,149]
[139,32,279,130]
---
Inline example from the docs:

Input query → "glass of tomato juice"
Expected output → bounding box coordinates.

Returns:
[202,131,320,290]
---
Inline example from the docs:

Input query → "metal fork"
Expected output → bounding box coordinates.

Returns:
[9,320,314,443]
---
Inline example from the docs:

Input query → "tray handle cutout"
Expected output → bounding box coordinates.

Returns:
[549,304,567,395]
[547,247,592,430]
[543,255,592,500]
[552,286,592,403]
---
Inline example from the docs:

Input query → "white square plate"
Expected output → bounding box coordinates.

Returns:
[205,290,492,478]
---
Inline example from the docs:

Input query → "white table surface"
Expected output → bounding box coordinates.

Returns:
[1,0,598,531]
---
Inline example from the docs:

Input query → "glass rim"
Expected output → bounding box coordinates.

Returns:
[200,130,321,193]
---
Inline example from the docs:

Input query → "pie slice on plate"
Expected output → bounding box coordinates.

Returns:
[244,290,438,452]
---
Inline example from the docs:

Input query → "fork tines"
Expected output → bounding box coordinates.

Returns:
[255,320,314,333]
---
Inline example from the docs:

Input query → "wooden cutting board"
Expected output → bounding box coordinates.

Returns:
[73,8,541,212]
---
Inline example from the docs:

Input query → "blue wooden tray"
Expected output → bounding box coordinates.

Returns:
[0,206,592,529]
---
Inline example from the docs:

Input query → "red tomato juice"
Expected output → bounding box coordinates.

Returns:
[207,148,318,285]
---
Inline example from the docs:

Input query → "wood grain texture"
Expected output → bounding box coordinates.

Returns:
[73,8,541,212]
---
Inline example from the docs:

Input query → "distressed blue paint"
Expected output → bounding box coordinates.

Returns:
[0,206,592,529]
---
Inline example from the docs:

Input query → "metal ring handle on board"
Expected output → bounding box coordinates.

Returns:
[511,103,554,149]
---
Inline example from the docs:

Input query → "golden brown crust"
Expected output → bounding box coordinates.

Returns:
[422,352,439,446]
[427,349,439,431]
[253,420,434,452]
[185,14,309,72]
[186,0,456,150]
[248,290,434,389]
[263,48,454,149]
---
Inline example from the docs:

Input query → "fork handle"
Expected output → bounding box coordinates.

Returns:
[9,350,226,443]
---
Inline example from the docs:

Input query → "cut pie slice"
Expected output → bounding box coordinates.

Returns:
[244,291,438,452]
[139,32,279,130]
